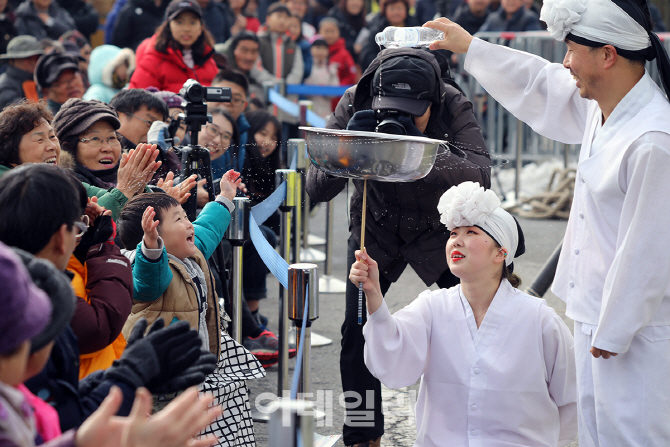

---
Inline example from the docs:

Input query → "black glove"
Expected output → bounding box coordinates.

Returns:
[149,349,218,394]
[397,115,425,137]
[73,215,115,264]
[346,110,377,132]
[104,318,202,390]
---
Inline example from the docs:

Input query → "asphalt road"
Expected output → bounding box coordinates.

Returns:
[245,186,575,447]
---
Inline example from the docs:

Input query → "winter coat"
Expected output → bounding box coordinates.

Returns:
[66,243,133,379]
[451,5,490,35]
[358,13,421,72]
[201,0,235,44]
[304,60,338,117]
[103,0,125,44]
[479,6,542,32]
[0,64,37,110]
[328,37,356,86]
[57,0,99,40]
[110,0,167,51]
[305,48,491,285]
[326,5,365,64]
[121,200,231,358]
[257,30,303,83]
[0,8,17,56]
[84,45,135,103]
[129,34,218,93]
[14,0,76,41]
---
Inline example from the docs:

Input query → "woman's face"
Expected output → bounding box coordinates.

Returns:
[254,121,278,158]
[76,121,122,171]
[385,2,407,26]
[345,0,364,16]
[169,11,203,50]
[445,226,501,281]
[200,113,233,160]
[17,118,60,165]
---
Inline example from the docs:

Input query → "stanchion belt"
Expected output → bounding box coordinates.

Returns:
[290,288,309,400]
[267,89,327,128]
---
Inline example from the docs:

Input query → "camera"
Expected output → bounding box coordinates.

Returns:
[181,79,232,104]
[375,109,411,135]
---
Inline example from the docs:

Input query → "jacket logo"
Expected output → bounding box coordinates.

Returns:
[392,83,411,90]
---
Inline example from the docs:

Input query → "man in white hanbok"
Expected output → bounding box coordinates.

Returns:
[426,0,670,444]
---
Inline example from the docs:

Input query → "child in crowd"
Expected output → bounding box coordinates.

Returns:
[350,182,577,446]
[318,16,357,110]
[282,0,316,39]
[287,14,312,81]
[117,169,241,356]
[256,3,304,88]
[304,36,339,118]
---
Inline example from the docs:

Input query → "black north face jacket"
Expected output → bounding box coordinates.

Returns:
[306,47,491,285]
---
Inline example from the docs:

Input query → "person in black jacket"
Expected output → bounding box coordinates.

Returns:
[14,0,77,41]
[199,0,236,44]
[0,0,18,58]
[111,0,167,51]
[479,0,541,32]
[0,35,43,109]
[326,0,366,64]
[451,0,491,35]
[57,0,98,41]
[306,48,491,447]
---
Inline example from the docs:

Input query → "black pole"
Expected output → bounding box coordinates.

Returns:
[525,241,562,298]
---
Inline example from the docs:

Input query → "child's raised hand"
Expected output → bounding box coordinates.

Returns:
[142,206,160,250]
[218,169,242,201]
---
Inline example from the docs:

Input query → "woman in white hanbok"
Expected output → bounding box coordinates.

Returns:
[350,182,577,447]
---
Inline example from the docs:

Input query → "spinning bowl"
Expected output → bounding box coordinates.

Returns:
[300,127,444,182]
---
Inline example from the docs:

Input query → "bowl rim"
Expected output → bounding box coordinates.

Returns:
[298,126,446,146]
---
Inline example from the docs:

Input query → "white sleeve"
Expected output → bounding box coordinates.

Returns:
[540,306,578,447]
[593,135,670,353]
[363,291,433,388]
[464,37,590,144]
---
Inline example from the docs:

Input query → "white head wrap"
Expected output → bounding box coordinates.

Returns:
[437,182,519,267]
[540,0,650,50]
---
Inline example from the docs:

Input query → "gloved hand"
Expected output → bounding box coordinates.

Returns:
[149,349,218,394]
[73,215,115,264]
[103,318,202,390]
[397,115,425,137]
[346,110,377,132]
[147,121,171,151]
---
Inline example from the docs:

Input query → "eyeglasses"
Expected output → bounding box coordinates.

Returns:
[52,72,82,89]
[204,124,232,143]
[74,215,89,240]
[230,96,245,106]
[127,113,157,129]
[79,135,122,148]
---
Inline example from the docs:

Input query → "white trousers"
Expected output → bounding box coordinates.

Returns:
[574,321,670,447]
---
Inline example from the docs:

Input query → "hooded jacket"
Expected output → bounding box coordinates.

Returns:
[328,36,357,86]
[110,0,167,51]
[306,48,491,285]
[84,45,135,103]
[14,0,76,40]
[129,34,218,93]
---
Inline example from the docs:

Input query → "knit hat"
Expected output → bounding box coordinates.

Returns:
[52,98,121,146]
[34,52,80,89]
[154,90,185,109]
[12,249,77,353]
[0,242,52,355]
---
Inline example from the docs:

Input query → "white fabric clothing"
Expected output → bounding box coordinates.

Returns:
[464,37,670,446]
[363,280,577,447]
[574,321,670,446]
[464,37,670,354]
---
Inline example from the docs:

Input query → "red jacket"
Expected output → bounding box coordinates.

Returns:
[129,34,218,93]
[328,37,357,86]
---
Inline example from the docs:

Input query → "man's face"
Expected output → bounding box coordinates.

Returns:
[209,80,247,120]
[501,0,522,16]
[11,55,40,73]
[563,40,603,100]
[45,69,85,105]
[319,21,340,46]
[233,39,260,72]
[266,11,289,34]
[118,105,162,145]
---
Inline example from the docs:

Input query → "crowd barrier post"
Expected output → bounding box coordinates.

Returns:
[276,169,300,395]
[288,263,319,397]
[225,196,250,343]
[268,400,314,447]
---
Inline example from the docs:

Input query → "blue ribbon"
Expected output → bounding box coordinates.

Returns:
[268,88,327,128]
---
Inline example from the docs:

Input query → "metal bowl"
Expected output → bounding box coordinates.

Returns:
[300,127,444,182]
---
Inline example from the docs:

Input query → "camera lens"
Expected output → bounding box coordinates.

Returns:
[376,118,407,135]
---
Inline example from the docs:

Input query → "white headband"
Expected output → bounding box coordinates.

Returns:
[540,0,650,51]
[437,182,519,266]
